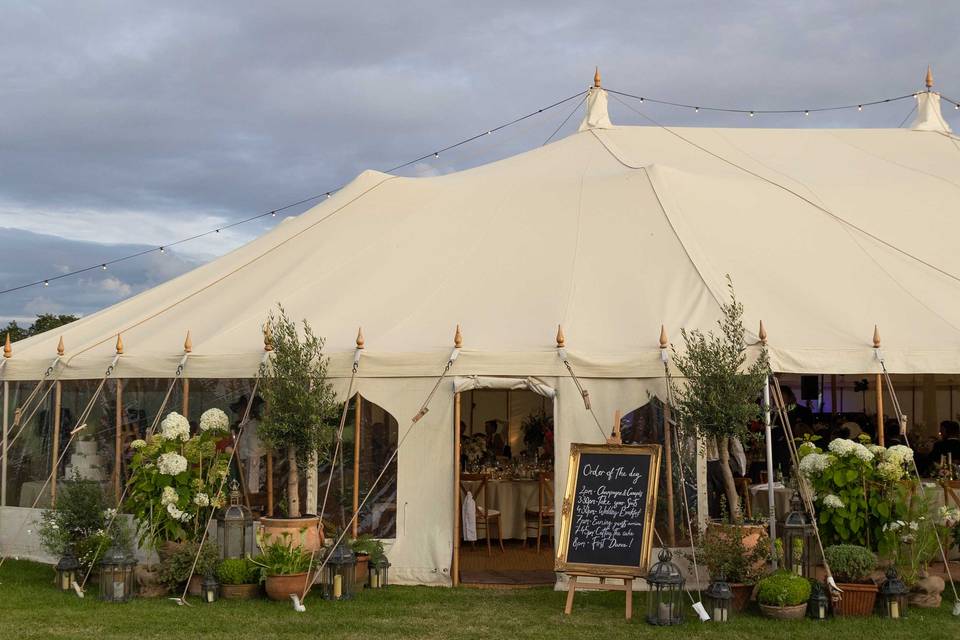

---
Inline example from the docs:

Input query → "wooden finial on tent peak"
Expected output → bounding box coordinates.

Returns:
[593,67,601,88]
[759,320,767,345]
[556,324,566,348]
[115,334,124,355]
[926,65,934,90]
[263,322,274,352]
[4,333,12,358]
[873,325,881,349]
[183,330,192,353]
[57,336,65,356]
[659,325,669,349]
[454,324,463,349]
[356,327,365,349]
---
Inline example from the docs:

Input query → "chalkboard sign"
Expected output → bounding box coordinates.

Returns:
[555,443,661,577]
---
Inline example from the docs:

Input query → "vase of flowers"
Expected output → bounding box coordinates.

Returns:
[522,410,554,459]
[126,408,231,550]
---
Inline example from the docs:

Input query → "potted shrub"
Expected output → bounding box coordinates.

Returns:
[756,572,812,619]
[158,541,220,596]
[258,307,338,551]
[250,531,314,601]
[695,518,770,611]
[351,534,385,586]
[670,279,769,520]
[217,558,261,600]
[824,544,878,616]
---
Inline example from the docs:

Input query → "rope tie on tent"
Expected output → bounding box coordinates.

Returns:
[875,356,960,612]
[3,356,63,455]
[661,366,704,600]
[769,376,839,597]
[175,355,267,606]
[78,353,190,593]
[554,343,608,440]
[302,344,364,598]
[300,346,461,605]
[0,354,119,573]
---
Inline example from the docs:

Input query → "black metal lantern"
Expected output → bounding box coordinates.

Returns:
[808,580,830,620]
[704,575,733,622]
[646,548,685,626]
[55,547,80,592]
[322,538,356,601]
[367,555,390,589]
[202,573,220,603]
[880,567,908,619]
[216,480,254,559]
[98,545,135,603]
[783,492,815,578]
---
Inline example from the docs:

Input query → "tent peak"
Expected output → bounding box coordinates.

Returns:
[911,67,952,133]
[594,67,601,88]
[578,78,613,133]
[926,65,934,90]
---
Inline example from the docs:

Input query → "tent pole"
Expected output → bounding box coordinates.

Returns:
[114,379,123,504]
[352,393,361,538]
[830,374,837,414]
[453,391,461,587]
[876,374,884,447]
[763,374,777,568]
[181,378,189,417]
[2,380,8,507]
[50,381,62,506]
[659,326,676,546]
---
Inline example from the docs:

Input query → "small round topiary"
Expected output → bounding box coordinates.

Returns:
[757,572,812,607]
[823,544,877,583]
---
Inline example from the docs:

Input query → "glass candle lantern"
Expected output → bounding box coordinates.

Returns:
[99,545,136,603]
[783,492,815,578]
[202,573,220,603]
[704,575,733,622]
[808,580,830,620]
[56,547,80,592]
[216,480,254,559]
[322,538,356,601]
[645,548,685,626]
[880,567,908,619]
[367,555,390,589]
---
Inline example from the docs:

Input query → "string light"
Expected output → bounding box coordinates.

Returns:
[43,280,48,286]
[271,210,276,217]
[101,264,107,270]
[159,246,165,253]
[858,104,863,111]
[694,107,699,113]
[749,111,755,117]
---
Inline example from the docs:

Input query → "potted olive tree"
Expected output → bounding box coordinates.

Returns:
[670,279,768,521]
[258,306,338,550]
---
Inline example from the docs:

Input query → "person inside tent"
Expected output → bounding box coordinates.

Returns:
[770,385,812,478]
[484,419,509,460]
[929,420,960,471]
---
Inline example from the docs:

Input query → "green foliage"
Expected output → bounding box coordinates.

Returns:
[250,531,313,577]
[158,542,221,591]
[521,410,554,455]
[823,544,877,583]
[351,534,385,562]
[694,523,770,584]
[3,313,78,342]
[257,306,338,466]
[756,572,812,607]
[669,279,769,441]
[37,471,131,574]
[216,558,261,585]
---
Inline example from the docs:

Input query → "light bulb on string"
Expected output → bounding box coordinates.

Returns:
[326,192,331,198]
[433,152,439,158]
[159,246,165,253]
[804,110,809,116]
[694,107,699,113]
[858,105,863,111]
[271,210,276,217]
[43,280,49,286]
[101,264,107,270]
[749,111,755,117]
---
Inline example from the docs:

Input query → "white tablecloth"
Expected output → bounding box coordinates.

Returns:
[464,479,547,539]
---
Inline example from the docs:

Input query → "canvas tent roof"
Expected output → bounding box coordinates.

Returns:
[6,88,960,380]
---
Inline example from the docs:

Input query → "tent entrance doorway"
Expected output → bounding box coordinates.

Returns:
[452,379,557,587]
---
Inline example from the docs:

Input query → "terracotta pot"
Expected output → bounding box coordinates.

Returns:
[221,583,260,600]
[259,516,324,552]
[706,522,766,552]
[833,582,878,617]
[188,574,202,596]
[354,553,370,586]
[265,573,310,601]
[759,603,807,620]
[729,583,754,612]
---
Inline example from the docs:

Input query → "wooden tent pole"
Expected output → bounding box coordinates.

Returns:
[453,391,462,586]
[50,381,62,506]
[874,326,884,447]
[115,379,123,503]
[659,325,677,546]
[830,375,838,414]
[352,393,362,538]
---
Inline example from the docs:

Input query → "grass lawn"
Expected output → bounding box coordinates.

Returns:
[1,560,958,639]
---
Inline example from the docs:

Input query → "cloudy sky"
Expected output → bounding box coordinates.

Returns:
[1,2,958,323]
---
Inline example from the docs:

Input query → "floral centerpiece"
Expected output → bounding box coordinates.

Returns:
[126,408,231,550]
[797,436,914,552]
[522,410,554,459]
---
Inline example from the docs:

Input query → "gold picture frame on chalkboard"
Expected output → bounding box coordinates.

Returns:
[555,443,662,578]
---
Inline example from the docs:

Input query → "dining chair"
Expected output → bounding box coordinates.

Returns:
[524,472,554,552]
[460,473,504,555]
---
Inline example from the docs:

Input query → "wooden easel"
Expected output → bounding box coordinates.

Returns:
[564,574,639,620]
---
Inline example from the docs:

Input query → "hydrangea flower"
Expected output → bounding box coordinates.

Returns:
[158,452,188,476]
[828,438,874,462]
[159,411,191,442]
[199,408,229,433]
[798,452,834,478]
[876,460,904,482]
[885,445,914,466]
[161,486,179,506]
[130,439,147,450]
[938,505,960,528]
[166,503,191,522]
[822,494,845,509]
[193,492,210,507]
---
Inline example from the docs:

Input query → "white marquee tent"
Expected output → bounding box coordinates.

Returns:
[3,76,960,584]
